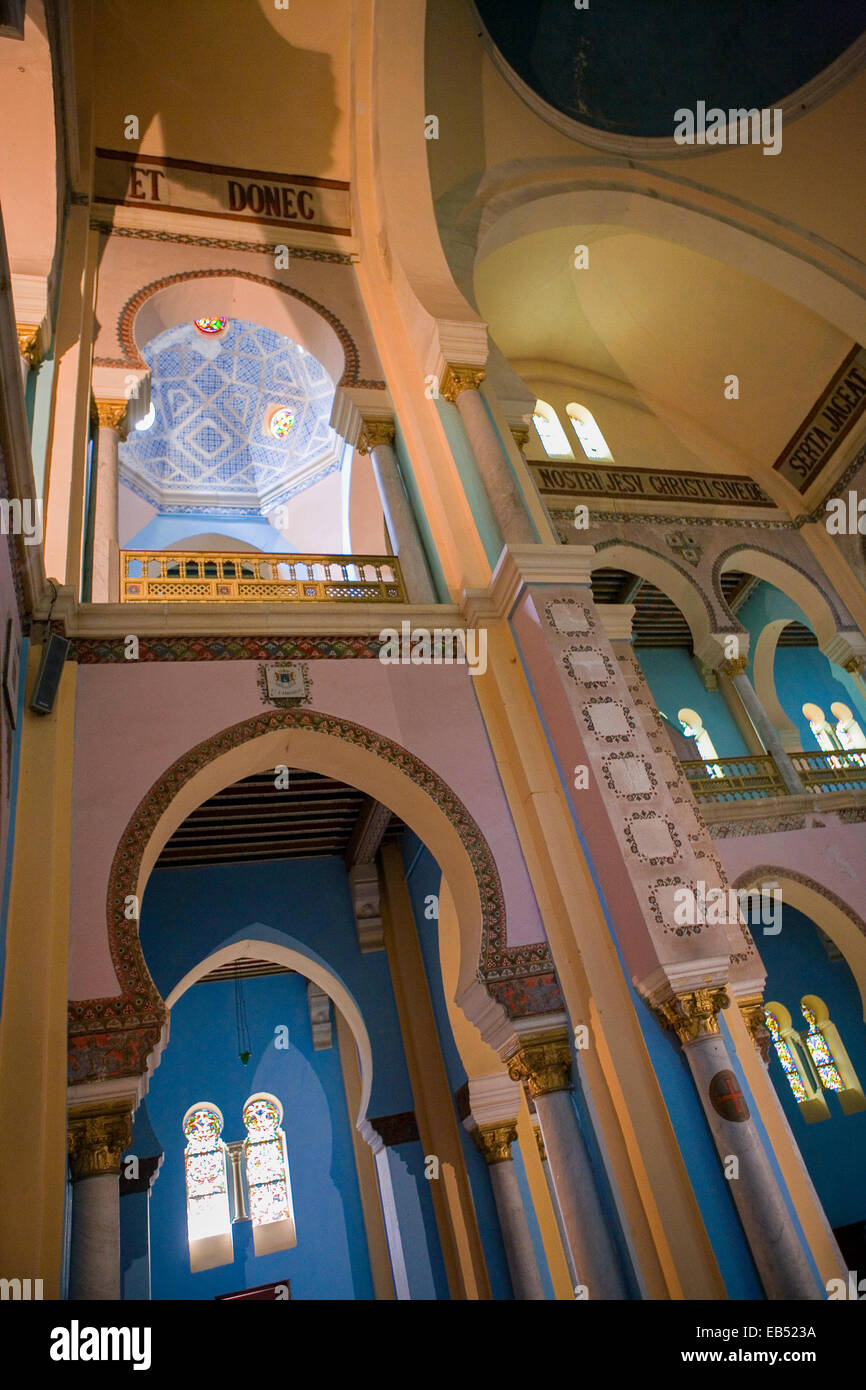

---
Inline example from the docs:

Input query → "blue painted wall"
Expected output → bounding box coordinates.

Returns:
[636,647,748,757]
[124,508,295,553]
[142,970,374,1300]
[750,902,866,1231]
[138,856,449,1298]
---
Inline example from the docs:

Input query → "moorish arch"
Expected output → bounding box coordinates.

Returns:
[591,538,716,652]
[166,936,376,1127]
[68,709,555,1086]
[750,618,802,750]
[715,544,845,647]
[112,269,375,387]
[732,864,866,1018]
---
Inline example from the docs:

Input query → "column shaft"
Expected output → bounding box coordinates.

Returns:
[729,669,804,793]
[534,1125,580,1289]
[92,414,123,604]
[487,1159,545,1300]
[70,1174,121,1300]
[446,373,536,546]
[533,1090,626,1299]
[369,440,435,603]
[658,991,820,1300]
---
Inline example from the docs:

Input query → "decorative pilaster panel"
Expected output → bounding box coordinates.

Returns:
[514,581,764,1007]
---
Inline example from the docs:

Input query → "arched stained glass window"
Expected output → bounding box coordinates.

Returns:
[531,401,574,458]
[242,1093,297,1256]
[764,1003,829,1123]
[566,402,613,461]
[801,1003,843,1091]
[802,702,844,762]
[765,1009,808,1102]
[182,1103,234,1270]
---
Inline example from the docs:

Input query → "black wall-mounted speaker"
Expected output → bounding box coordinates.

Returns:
[29,634,71,715]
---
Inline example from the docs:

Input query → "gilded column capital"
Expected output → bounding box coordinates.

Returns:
[16,322,43,368]
[738,993,771,1064]
[441,364,486,403]
[504,1031,572,1097]
[357,418,396,454]
[94,398,130,437]
[471,1120,518,1165]
[720,656,748,677]
[509,426,530,450]
[655,987,730,1047]
[844,656,866,676]
[68,1099,133,1181]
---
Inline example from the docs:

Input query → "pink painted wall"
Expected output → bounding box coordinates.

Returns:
[715,819,866,925]
[69,654,545,999]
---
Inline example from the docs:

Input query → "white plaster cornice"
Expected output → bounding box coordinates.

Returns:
[462,1073,522,1128]
[462,543,595,623]
[595,603,636,642]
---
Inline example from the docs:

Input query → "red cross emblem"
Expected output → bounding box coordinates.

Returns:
[709,1070,750,1123]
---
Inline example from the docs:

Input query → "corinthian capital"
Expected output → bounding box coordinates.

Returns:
[441,364,486,402]
[471,1121,518,1165]
[654,987,730,1047]
[357,418,396,454]
[94,398,129,436]
[68,1099,133,1181]
[504,1031,572,1097]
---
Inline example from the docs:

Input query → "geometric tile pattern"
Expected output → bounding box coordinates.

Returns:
[118,319,338,513]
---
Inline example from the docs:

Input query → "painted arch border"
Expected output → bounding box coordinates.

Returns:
[69,709,555,1079]
[110,268,386,388]
[732,863,866,1018]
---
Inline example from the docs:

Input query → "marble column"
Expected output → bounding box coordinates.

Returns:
[92,400,127,604]
[441,366,537,546]
[471,1121,545,1300]
[358,419,436,603]
[656,988,820,1300]
[68,1099,133,1300]
[721,657,805,794]
[505,1032,627,1299]
[532,1119,579,1290]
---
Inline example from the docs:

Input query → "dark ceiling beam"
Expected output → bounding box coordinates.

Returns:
[726,573,761,614]
[345,796,393,869]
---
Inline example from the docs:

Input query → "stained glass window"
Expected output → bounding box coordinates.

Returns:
[182,1103,231,1242]
[268,407,295,439]
[801,1004,844,1092]
[194,316,227,335]
[242,1094,293,1229]
[765,1009,808,1103]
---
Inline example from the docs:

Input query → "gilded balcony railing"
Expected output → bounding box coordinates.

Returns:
[789,749,866,792]
[681,754,787,802]
[120,551,407,603]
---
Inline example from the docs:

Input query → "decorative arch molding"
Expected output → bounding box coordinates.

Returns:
[473,179,866,346]
[732,864,866,1018]
[97,269,386,389]
[751,619,802,750]
[166,936,375,1128]
[714,543,847,644]
[592,538,718,649]
[68,709,557,1086]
